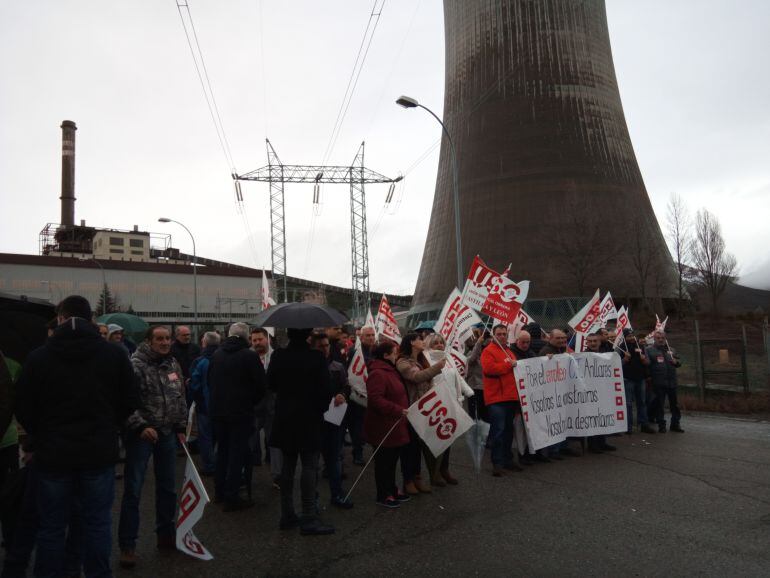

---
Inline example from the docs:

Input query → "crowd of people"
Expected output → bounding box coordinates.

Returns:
[0,294,683,576]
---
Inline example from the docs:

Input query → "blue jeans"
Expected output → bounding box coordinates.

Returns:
[322,422,344,499]
[118,431,177,550]
[197,412,216,474]
[34,466,114,578]
[487,402,515,468]
[624,378,648,431]
[2,463,84,578]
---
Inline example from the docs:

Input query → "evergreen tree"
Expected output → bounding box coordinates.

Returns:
[96,284,118,315]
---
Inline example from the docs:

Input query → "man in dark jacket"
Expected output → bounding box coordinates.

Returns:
[170,325,201,385]
[646,330,684,433]
[524,323,548,355]
[118,324,187,568]
[538,328,568,356]
[269,328,335,536]
[621,329,655,434]
[189,331,221,475]
[16,295,138,577]
[209,322,266,511]
[311,332,354,510]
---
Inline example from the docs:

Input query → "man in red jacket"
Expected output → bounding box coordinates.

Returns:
[481,324,520,477]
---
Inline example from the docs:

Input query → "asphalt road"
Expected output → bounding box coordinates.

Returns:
[110,413,770,577]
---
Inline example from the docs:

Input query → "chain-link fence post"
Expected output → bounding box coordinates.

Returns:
[764,317,770,392]
[695,319,704,401]
[741,324,749,394]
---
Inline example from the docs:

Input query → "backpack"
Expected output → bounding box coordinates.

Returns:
[189,356,211,414]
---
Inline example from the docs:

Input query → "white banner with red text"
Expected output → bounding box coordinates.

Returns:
[513,352,627,451]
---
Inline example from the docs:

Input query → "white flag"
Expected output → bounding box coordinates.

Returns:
[655,314,668,332]
[434,288,482,347]
[508,308,533,343]
[364,309,376,333]
[176,448,213,561]
[261,270,271,312]
[568,289,602,334]
[599,292,618,326]
[347,337,368,407]
[407,383,474,457]
[613,306,632,348]
[375,295,401,344]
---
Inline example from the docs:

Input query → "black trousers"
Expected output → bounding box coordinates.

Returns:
[374,446,401,501]
[649,386,681,426]
[213,418,252,503]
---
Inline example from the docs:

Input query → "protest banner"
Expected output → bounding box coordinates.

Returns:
[407,383,474,457]
[434,288,482,346]
[347,337,368,407]
[655,314,668,332]
[375,295,401,344]
[568,289,602,334]
[463,256,529,324]
[599,291,618,326]
[513,352,627,451]
[176,446,213,561]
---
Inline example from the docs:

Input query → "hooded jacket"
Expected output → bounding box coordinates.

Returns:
[208,336,266,421]
[128,341,187,434]
[16,318,138,470]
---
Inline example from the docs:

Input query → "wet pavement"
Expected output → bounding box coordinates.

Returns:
[110,413,770,577]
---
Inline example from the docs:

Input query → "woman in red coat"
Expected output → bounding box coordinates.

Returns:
[364,340,411,508]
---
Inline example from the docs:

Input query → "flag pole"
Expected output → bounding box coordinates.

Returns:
[343,416,404,502]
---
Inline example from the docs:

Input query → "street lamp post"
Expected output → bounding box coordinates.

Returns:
[396,95,464,290]
[159,218,198,341]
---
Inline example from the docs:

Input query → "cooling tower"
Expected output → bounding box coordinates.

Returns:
[411,0,675,313]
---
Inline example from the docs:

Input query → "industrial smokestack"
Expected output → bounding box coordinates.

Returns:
[60,120,77,227]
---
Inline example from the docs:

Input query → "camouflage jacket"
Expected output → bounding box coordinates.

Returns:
[127,342,187,434]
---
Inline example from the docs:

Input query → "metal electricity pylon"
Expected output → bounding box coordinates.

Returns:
[233,139,401,322]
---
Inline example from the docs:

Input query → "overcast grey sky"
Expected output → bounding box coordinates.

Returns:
[1,0,768,294]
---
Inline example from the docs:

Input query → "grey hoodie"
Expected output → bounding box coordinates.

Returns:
[128,342,187,434]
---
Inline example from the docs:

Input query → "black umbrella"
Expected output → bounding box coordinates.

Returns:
[250,302,349,329]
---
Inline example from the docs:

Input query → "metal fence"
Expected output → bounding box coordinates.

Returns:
[665,319,770,396]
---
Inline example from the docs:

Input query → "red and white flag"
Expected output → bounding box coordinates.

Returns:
[508,308,533,342]
[375,295,401,344]
[613,306,632,348]
[655,314,668,332]
[574,331,590,352]
[407,383,474,457]
[434,288,482,347]
[348,337,368,407]
[176,448,213,561]
[463,256,529,324]
[261,270,275,311]
[568,289,602,334]
[599,292,618,326]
